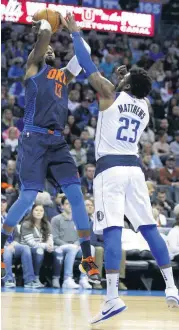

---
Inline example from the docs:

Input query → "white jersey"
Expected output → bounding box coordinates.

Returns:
[95,91,149,160]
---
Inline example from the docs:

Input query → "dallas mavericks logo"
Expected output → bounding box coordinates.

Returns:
[97,211,104,222]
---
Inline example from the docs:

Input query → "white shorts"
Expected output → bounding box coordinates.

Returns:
[93,166,156,234]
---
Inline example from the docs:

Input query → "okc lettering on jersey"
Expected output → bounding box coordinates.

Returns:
[47,69,67,98]
[118,104,146,120]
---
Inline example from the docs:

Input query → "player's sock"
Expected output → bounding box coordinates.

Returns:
[139,225,176,289]
[79,238,91,258]
[62,183,91,258]
[160,267,176,289]
[103,226,122,300]
[106,273,119,300]
[1,190,37,249]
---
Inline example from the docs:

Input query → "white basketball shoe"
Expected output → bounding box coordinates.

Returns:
[90,297,127,325]
[165,287,179,309]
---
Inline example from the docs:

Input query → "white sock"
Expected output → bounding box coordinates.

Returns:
[160,267,176,289]
[106,273,119,300]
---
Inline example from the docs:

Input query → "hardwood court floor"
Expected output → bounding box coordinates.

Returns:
[1,289,179,330]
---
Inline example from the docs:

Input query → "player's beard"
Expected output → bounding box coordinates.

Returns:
[45,57,55,66]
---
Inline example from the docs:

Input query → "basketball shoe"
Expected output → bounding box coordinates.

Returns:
[90,297,127,325]
[165,287,179,309]
[79,256,101,284]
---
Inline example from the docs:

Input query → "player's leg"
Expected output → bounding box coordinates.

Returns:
[1,132,47,277]
[125,167,179,308]
[91,168,127,324]
[48,141,100,283]
[139,225,178,307]
[1,189,37,278]
[62,183,100,283]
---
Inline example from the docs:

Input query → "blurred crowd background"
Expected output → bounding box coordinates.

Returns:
[1,6,179,289]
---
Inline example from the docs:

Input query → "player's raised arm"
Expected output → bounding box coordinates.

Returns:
[65,13,115,98]
[61,37,91,84]
[25,20,52,79]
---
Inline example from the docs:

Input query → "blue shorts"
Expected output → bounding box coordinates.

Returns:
[16,131,80,191]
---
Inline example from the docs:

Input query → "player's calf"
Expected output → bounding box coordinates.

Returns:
[139,225,179,308]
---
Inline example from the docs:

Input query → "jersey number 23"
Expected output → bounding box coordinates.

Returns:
[116,117,140,143]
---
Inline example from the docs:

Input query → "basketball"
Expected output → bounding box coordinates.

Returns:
[33,9,62,34]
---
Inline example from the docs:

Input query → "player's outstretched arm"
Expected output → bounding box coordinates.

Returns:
[61,37,91,84]
[65,13,115,98]
[25,20,52,79]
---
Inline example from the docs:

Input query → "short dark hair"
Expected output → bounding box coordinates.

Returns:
[158,130,166,138]
[157,189,166,194]
[129,67,152,99]
[61,196,68,205]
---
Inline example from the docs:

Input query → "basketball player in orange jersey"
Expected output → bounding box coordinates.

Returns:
[1,17,101,286]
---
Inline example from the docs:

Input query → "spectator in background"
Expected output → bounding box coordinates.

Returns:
[1,160,18,195]
[80,130,94,150]
[142,155,158,182]
[168,105,179,134]
[170,131,179,162]
[63,125,73,146]
[72,82,83,98]
[68,90,81,114]
[53,193,65,215]
[167,215,179,262]
[15,41,28,61]
[152,201,167,226]
[8,57,24,81]
[3,225,41,288]
[146,181,156,202]
[159,155,179,187]
[1,195,8,224]
[1,109,14,132]
[174,204,179,217]
[35,191,58,222]
[21,204,61,288]
[70,138,87,176]
[149,43,164,62]
[142,143,163,169]
[99,54,115,79]
[1,85,9,108]
[4,127,19,152]
[159,118,169,133]
[152,96,165,119]
[81,164,95,196]
[51,197,93,289]
[67,115,81,136]
[153,130,170,162]
[85,116,97,139]
[74,96,92,131]
[156,190,174,217]
[25,32,35,53]
[140,125,155,146]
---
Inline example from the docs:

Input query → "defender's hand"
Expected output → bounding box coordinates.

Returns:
[117,65,128,78]
[65,12,79,33]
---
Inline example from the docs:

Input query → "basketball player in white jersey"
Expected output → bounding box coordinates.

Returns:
[66,13,179,324]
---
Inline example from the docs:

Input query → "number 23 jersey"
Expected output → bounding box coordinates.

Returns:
[95,91,149,160]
